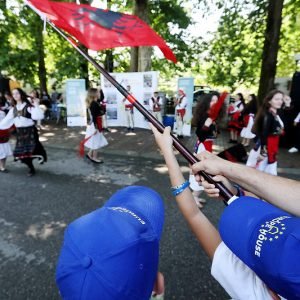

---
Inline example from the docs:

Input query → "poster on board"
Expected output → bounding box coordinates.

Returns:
[101,71,159,129]
[175,77,194,136]
[65,79,86,127]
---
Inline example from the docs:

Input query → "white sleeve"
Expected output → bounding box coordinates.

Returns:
[211,242,273,300]
[0,107,14,130]
[181,97,187,108]
[149,99,153,110]
[28,105,44,120]
[294,112,300,123]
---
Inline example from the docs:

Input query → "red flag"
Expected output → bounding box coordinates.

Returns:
[28,0,177,63]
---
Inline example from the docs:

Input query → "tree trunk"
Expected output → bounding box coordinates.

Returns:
[257,0,284,104]
[130,47,139,72]
[130,0,152,72]
[36,20,47,93]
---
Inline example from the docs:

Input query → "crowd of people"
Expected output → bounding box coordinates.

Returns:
[1,83,300,299]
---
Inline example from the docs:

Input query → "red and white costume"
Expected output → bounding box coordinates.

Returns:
[149,95,163,123]
[175,91,187,136]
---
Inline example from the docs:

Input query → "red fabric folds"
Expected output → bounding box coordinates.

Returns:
[209,92,228,121]
[28,0,177,63]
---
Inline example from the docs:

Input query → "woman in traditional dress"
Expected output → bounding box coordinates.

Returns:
[83,88,108,163]
[0,110,13,172]
[0,88,46,176]
[240,94,257,147]
[246,90,284,175]
[190,93,221,208]
[227,93,245,143]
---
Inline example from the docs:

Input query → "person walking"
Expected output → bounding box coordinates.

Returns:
[246,89,284,175]
[240,94,257,147]
[82,88,108,163]
[0,88,46,176]
[190,93,221,208]
[227,93,245,143]
[0,110,12,172]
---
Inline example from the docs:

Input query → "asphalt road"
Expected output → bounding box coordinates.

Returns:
[0,146,232,300]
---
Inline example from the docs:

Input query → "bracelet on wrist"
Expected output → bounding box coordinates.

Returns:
[171,180,190,196]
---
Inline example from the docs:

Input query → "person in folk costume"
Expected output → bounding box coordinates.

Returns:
[240,94,258,147]
[227,92,245,143]
[83,88,108,164]
[0,91,10,115]
[288,111,300,153]
[189,92,226,208]
[246,89,284,176]
[0,88,46,176]
[97,88,109,132]
[0,110,13,172]
[175,88,187,138]
[29,89,43,130]
[149,91,163,123]
[122,85,135,132]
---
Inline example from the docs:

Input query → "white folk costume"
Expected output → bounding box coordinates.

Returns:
[227,100,244,133]
[0,110,13,161]
[84,101,108,150]
[246,112,284,175]
[0,102,46,174]
[123,98,134,130]
[175,91,187,137]
[149,94,163,123]
[240,113,256,139]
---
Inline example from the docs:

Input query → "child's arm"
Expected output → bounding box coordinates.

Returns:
[151,125,221,259]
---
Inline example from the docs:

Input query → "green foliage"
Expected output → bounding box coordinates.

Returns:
[1,0,299,92]
[206,0,300,91]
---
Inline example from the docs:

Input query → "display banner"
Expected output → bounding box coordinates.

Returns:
[65,79,87,127]
[177,77,194,136]
[101,71,158,129]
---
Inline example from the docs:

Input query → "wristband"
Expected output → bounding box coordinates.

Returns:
[171,180,190,196]
[233,184,245,197]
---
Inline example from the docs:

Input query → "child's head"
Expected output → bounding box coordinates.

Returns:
[219,196,300,299]
[56,186,165,300]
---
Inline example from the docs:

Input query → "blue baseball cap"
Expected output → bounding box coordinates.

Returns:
[56,186,165,300]
[219,196,300,299]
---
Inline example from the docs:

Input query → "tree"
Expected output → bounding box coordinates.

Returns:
[205,0,299,100]
[257,0,284,103]
[129,0,152,72]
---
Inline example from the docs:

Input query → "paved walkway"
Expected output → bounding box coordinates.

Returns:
[38,120,300,176]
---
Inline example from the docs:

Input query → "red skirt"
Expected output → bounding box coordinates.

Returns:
[96,116,103,132]
[267,135,280,163]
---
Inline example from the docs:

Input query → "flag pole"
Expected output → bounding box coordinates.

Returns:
[42,19,234,201]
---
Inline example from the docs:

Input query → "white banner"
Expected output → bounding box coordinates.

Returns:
[177,77,194,136]
[65,79,87,127]
[101,71,159,129]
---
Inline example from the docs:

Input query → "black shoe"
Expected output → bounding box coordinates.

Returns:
[131,128,134,132]
[0,168,8,173]
[178,135,184,139]
[127,127,130,131]
[229,139,235,143]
